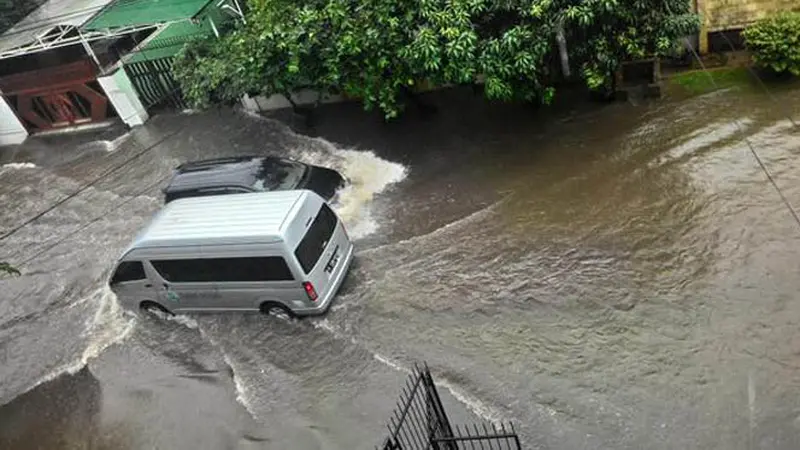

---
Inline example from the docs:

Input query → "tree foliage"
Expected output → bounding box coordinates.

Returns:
[743,12,800,77]
[557,0,699,90]
[0,262,20,277]
[173,0,698,118]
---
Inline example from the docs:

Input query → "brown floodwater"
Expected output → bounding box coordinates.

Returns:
[1,81,799,449]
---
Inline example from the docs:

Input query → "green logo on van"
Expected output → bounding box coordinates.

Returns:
[166,291,180,303]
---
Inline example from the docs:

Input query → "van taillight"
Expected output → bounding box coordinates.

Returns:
[303,282,318,301]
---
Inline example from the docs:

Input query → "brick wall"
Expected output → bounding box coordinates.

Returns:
[703,0,799,32]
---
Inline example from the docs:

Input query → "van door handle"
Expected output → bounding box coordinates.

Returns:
[144,284,152,288]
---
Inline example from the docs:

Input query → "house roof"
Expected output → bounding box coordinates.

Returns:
[82,0,215,31]
[125,19,213,63]
[0,0,114,55]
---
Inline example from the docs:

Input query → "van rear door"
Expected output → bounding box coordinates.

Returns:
[292,202,348,300]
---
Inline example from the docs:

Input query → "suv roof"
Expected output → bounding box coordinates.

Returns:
[164,155,266,193]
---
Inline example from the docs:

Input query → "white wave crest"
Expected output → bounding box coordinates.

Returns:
[1,162,37,170]
[26,287,136,391]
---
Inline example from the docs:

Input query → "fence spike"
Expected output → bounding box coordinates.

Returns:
[401,385,412,401]
[471,424,484,450]
[501,422,511,450]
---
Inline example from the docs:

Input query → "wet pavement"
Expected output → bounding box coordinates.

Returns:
[1,82,800,449]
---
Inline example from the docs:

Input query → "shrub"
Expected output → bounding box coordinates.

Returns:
[0,262,20,276]
[742,12,800,76]
[173,0,698,118]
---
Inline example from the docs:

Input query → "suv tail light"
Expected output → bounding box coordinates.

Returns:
[303,282,318,302]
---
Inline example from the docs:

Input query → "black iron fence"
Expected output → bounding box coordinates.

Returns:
[380,364,522,450]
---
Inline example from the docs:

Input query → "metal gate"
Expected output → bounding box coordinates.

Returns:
[0,59,111,132]
[123,57,187,111]
[380,364,522,450]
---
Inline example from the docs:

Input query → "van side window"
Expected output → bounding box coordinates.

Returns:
[294,204,337,273]
[110,261,146,285]
[151,257,293,282]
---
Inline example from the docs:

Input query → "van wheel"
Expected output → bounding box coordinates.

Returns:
[260,302,296,321]
[140,301,173,319]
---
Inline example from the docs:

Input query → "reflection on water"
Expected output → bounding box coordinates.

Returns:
[0,367,133,450]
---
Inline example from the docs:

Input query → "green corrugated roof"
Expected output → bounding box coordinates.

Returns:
[126,20,212,62]
[83,0,215,30]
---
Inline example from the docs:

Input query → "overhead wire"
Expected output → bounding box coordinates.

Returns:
[714,31,799,128]
[0,74,190,264]
[0,1,241,270]
[0,5,201,257]
[13,174,170,267]
[0,117,183,244]
[681,37,800,229]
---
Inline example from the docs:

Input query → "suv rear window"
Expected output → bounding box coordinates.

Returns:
[294,204,337,274]
[110,261,146,285]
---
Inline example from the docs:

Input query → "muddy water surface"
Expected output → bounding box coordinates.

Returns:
[1,84,800,449]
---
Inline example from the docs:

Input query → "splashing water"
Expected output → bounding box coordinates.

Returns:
[80,287,137,363]
[166,314,200,329]
[291,141,407,238]
[1,162,37,171]
[329,149,407,238]
[28,287,136,392]
[240,110,408,239]
[75,132,132,154]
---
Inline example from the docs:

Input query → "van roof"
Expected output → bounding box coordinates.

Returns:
[122,190,313,256]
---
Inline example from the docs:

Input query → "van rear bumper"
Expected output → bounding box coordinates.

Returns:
[294,241,354,316]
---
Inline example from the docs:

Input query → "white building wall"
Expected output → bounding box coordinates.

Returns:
[0,94,28,146]
[98,68,149,127]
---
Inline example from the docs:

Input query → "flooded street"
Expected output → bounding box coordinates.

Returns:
[1,83,800,449]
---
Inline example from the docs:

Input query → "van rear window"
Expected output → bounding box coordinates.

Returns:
[294,204,337,274]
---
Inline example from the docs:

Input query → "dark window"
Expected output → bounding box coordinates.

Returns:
[251,157,307,191]
[164,187,250,204]
[151,257,293,282]
[294,204,337,273]
[164,190,203,203]
[110,261,146,285]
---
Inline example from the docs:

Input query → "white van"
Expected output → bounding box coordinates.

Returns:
[109,190,354,317]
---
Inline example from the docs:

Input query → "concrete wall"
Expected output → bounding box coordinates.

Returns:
[241,90,348,113]
[0,94,28,146]
[97,68,149,127]
[240,81,448,113]
[701,0,799,33]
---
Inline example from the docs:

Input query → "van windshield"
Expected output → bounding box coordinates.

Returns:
[294,204,337,273]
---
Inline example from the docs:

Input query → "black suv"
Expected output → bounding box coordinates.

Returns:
[162,155,346,204]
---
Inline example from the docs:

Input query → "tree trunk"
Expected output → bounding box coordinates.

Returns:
[282,92,299,111]
[284,91,318,128]
[555,18,571,79]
